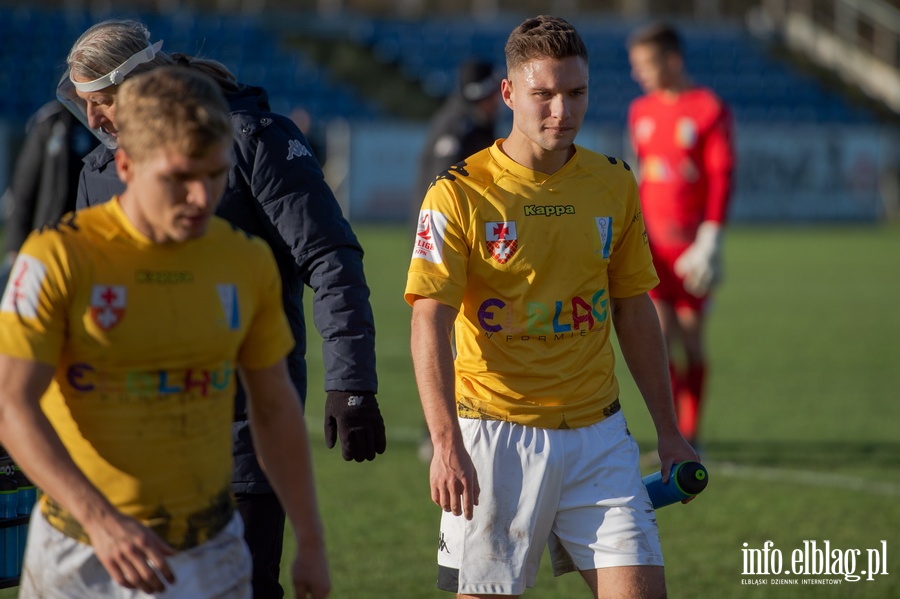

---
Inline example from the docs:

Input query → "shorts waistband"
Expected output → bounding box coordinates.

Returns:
[456,398,621,429]
[41,489,234,550]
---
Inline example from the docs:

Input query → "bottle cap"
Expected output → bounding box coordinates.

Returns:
[674,461,709,496]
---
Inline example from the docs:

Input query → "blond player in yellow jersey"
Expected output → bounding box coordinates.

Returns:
[0,67,329,598]
[407,16,698,598]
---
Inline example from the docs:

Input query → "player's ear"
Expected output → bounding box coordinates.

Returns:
[501,78,514,109]
[114,147,133,185]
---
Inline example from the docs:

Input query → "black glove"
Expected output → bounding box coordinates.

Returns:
[324,392,386,462]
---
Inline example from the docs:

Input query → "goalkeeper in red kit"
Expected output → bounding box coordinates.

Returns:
[627,22,735,450]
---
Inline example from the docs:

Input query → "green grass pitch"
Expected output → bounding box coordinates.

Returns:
[290,223,900,598]
[1,224,897,598]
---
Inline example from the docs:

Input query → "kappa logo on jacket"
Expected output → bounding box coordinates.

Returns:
[286,139,312,160]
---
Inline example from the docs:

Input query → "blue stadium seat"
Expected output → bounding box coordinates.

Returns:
[0,9,880,130]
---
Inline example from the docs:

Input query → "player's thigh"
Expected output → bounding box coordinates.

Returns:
[580,565,667,599]
[674,306,706,361]
[438,419,562,596]
[551,413,663,572]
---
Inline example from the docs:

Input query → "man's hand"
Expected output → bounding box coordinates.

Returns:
[674,221,723,296]
[431,439,480,520]
[324,392,386,462]
[291,536,331,598]
[85,512,176,594]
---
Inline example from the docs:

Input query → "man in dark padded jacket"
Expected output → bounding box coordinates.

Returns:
[3,99,95,264]
[59,19,385,599]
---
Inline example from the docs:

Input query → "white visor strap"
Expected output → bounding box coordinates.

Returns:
[71,40,164,92]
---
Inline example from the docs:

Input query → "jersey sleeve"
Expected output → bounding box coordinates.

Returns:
[702,102,735,224]
[405,177,471,309]
[236,239,295,370]
[0,230,72,365]
[607,169,659,298]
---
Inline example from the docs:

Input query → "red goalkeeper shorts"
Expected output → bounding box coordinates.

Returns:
[648,244,708,312]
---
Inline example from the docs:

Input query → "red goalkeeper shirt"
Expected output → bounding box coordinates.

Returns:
[628,87,734,249]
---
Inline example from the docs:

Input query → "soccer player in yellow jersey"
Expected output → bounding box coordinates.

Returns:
[0,67,329,598]
[406,16,699,598]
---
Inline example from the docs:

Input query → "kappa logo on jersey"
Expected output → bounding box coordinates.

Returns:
[216,284,240,330]
[595,217,613,259]
[0,255,47,319]
[286,139,312,160]
[90,285,126,331]
[485,221,518,264]
[412,210,449,264]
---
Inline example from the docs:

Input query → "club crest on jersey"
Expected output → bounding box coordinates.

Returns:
[90,285,126,331]
[485,221,518,264]
[676,117,698,148]
[595,217,613,259]
[217,284,241,330]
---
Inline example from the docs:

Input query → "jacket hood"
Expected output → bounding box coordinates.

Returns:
[226,83,271,113]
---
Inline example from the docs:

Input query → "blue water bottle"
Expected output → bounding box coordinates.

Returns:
[14,469,36,569]
[643,461,708,508]
[0,478,18,579]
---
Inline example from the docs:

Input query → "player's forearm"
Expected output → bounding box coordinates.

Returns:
[410,299,461,450]
[703,171,732,225]
[611,294,680,439]
[0,361,118,532]
[245,368,325,545]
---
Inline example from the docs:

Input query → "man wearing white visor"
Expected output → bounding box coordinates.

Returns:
[58,19,385,599]
[57,39,165,150]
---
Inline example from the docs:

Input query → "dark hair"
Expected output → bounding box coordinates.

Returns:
[505,15,588,73]
[627,21,682,56]
[171,53,240,92]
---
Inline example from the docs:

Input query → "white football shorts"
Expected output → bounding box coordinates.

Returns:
[437,411,663,595]
[19,509,252,598]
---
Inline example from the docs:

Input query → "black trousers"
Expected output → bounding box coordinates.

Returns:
[235,492,286,599]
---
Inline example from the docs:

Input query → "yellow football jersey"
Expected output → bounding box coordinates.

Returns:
[406,141,658,429]
[0,198,293,548]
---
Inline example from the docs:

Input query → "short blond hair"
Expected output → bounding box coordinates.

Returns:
[116,66,232,162]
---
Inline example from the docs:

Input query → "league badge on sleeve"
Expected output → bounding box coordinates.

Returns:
[0,255,47,319]
[486,221,518,264]
[413,210,449,264]
[90,285,126,331]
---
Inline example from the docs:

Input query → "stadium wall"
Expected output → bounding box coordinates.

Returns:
[340,121,897,223]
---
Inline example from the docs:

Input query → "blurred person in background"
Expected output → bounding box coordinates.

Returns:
[2,99,94,268]
[60,19,385,599]
[414,58,501,462]
[407,15,698,597]
[627,21,735,453]
[415,58,502,199]
[289,106,328,168]
[0,66,329,599]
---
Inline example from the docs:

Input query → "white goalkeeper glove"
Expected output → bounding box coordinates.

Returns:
[674,221,723,297]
